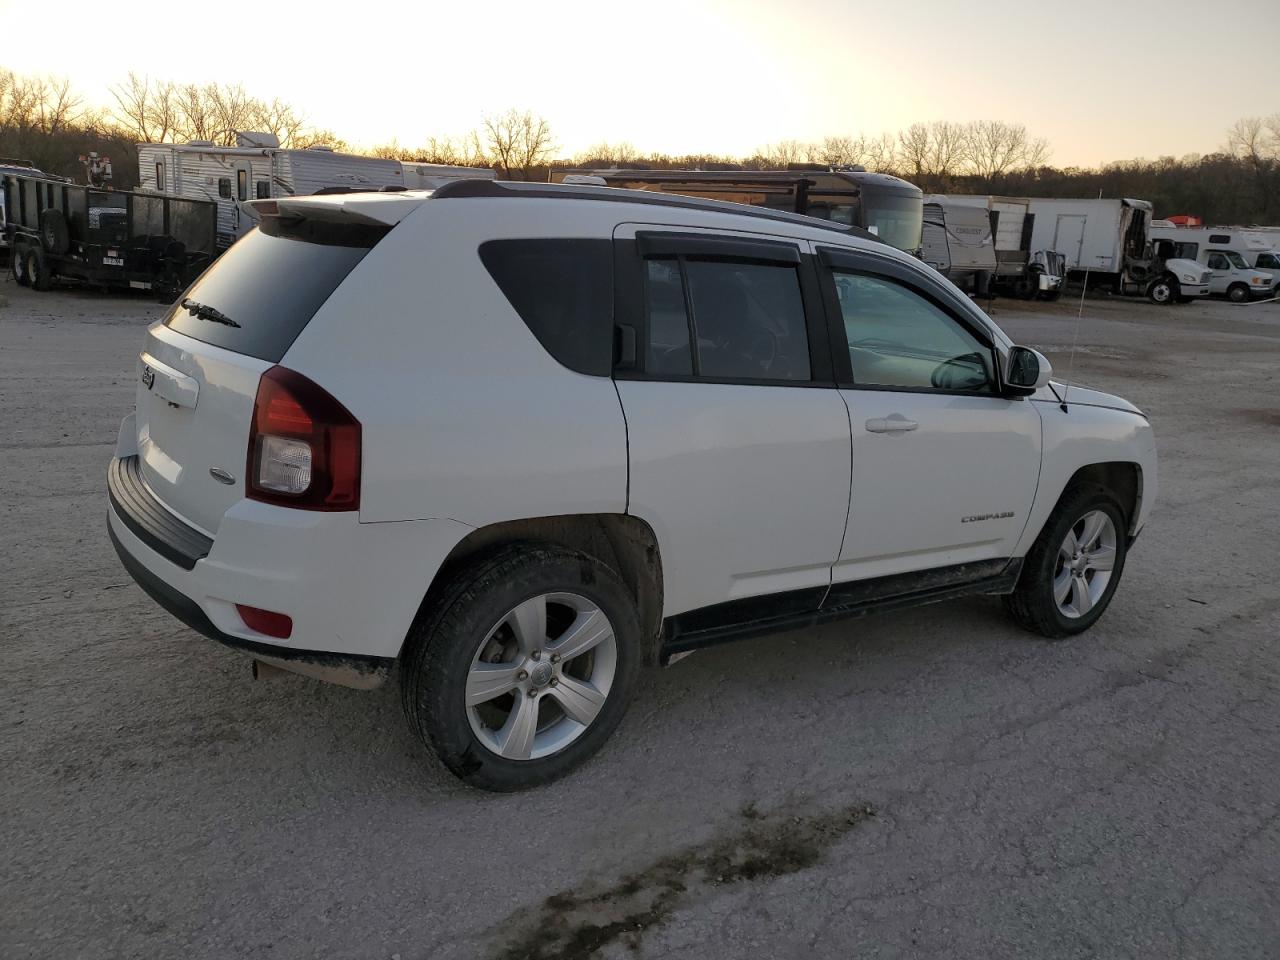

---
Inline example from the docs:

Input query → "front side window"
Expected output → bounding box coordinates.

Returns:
[639,255,811,382]
[830,270,992,392]
[255,180,270,200]
[1208,250,1246,270]
[218,178,231,199]
[1171,241,1198,260]
[1257,253,1280,269]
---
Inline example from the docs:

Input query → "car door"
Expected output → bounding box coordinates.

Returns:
[611,223,852,628]
[813,244,1042,591]
[1204,251,1232,295]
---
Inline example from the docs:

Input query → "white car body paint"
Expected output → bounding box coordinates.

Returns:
[109,185,1157,678]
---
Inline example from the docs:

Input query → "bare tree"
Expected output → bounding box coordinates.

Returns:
[483,109,555,179]
[577,141,638,166]
[965,120,1050,184]
[810,135,858,167]
[897,121,968,188]
[754,139,810,168]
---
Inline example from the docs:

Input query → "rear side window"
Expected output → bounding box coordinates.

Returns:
[1209,234,1231,244]
[163,220,386,362]
[218,178,231,199]
[638,253,812,382]
[479,239,613,376]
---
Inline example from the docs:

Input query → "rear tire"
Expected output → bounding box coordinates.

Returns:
[10,244,30,286]
[1005,484,1129,639]
[401,543,641,791]
[28,249,52,291]
[1227,283,1249,303]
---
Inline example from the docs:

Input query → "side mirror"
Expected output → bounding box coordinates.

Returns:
[1005,346,1052,395]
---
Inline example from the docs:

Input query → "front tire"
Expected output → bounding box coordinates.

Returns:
[1147,276,1177,304]
[1227,283,1249,303]
[1005,485,1128,639]
[401,543,641,791]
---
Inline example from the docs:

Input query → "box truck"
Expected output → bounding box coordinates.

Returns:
[1028,197,1210,303]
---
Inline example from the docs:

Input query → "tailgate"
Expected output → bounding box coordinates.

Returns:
[135,326,270,535]
[131,212,391,535]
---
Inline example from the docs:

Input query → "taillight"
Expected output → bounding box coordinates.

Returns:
[246,366,360,511]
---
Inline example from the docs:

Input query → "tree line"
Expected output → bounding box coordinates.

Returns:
[3,67,1278,225]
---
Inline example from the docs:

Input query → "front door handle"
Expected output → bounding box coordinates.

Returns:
[865,415,918,434]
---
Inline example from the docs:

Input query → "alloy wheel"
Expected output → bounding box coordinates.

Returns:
[466,592,617,761]
[1053,509,1118,619]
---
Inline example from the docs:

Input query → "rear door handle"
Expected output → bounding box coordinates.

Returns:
[865,415,918,433]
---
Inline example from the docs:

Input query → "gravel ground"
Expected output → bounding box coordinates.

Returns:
[2,278,1278,960]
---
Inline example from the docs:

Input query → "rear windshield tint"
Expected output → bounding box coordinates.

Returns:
[163,219,386,362]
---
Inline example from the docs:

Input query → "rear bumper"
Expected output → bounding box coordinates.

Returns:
[108,521,393,688]
[107,448,475,685]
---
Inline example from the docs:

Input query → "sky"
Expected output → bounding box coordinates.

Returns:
[4,0,1277,167]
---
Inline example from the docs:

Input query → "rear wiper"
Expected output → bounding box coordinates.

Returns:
[180,298,240,328]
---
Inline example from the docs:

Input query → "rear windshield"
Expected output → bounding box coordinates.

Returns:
[163,219,386,362]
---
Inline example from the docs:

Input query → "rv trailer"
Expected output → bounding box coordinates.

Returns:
[550,167,925,256]
[920,195,997,294]
[4,170,216,298]
[138,133,492,246]
[1027,197,1210,303]
[942,195,1065,299]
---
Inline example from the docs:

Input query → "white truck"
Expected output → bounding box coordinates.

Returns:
[137,133,492,246]
[1028,197,1210,304]
[1147,223,1277,301]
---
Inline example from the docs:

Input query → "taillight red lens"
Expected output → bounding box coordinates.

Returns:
[236,604,293,639]
[246,366,361,511]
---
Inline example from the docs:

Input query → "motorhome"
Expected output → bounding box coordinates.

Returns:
[943,195,1065,299]
[1148,223,1278,300]
[137,133,492,246]
[920,195,997,294]
[551,167,925,256]
[1027,197,1209,303]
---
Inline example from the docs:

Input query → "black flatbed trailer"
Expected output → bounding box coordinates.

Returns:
[3,172,217,301]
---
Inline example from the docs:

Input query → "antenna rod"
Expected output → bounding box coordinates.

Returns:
[1059,190,1103,412]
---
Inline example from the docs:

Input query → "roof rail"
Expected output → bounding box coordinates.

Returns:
[430,179,874,238]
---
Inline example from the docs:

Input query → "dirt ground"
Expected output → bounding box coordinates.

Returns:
[2,278,1278,960]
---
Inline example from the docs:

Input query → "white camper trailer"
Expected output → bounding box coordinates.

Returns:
[1027,197,1210,303]
[138,133,492,246]
[943,195,1066,299]
[920,195,997,294]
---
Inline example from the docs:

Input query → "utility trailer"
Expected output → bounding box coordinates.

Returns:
[139,133,492,247]
[553,167,925,256]
[942,194,1066,299]
[3,171,216,299]
[1027,197,1210,303]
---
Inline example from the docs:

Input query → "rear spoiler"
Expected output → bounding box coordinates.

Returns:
[247,192,427,227]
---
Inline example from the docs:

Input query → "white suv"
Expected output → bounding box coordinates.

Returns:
[108,181,1158,791]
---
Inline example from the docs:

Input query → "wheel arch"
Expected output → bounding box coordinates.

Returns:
[1061,461,1142,534]
[414,513,665,664]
